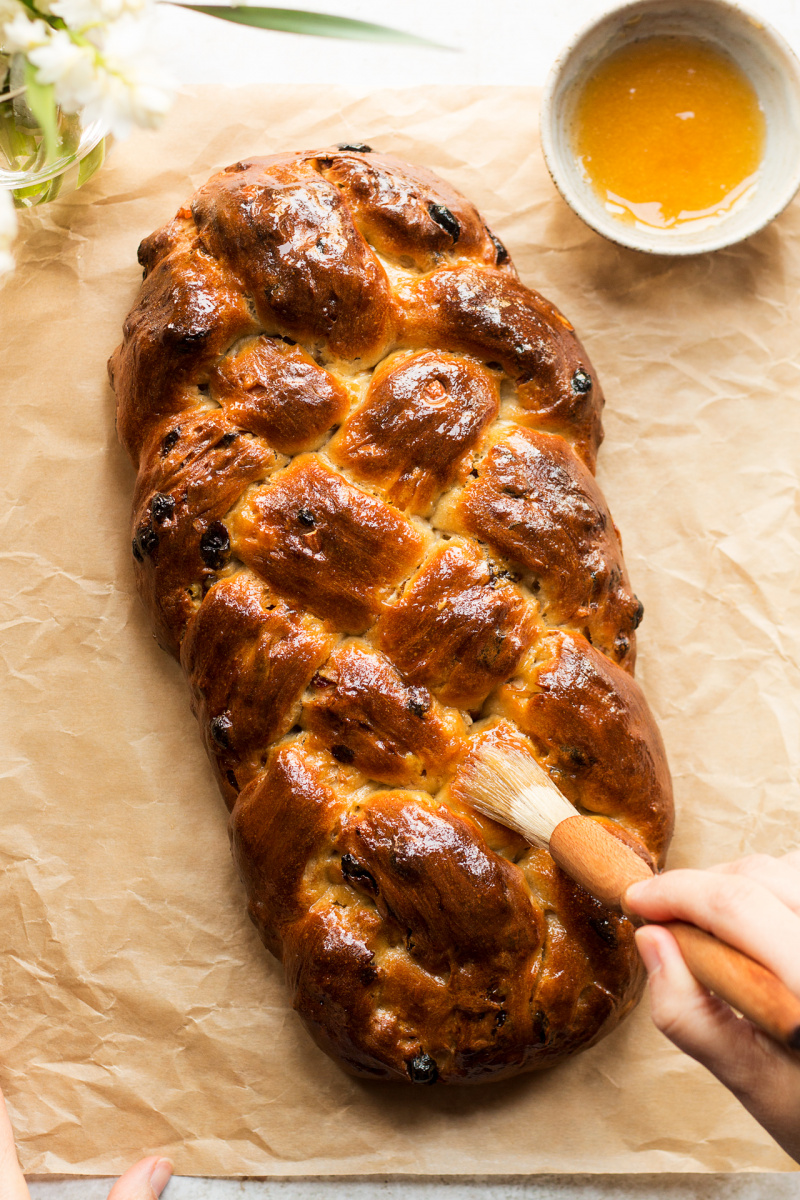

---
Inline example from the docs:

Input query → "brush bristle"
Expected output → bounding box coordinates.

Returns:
[464,744,577,847]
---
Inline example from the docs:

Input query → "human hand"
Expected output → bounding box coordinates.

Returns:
[0,1084,172,1199]
[624,851,800,1164]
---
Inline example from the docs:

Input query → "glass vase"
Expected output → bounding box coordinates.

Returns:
[0,60,108,207]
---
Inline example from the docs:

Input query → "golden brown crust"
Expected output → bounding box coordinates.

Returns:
[302,641,467,791]
[189,156,395,363]
[395,266,602,468]
[180,573,336,808]
[435,427,640,670]
[111,147,673,1086]
[329,350,499,515]
[130,411,278,655]
[109,217,261,466]
[489,631,673,864]
[211,335,351,454]
[231,454,427,633]
[374,539,539,712]
[317,150,503,271]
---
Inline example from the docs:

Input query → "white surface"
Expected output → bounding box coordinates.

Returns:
[22,1173,800,1197]
[155,0,800,89]
[28,0,800,1193]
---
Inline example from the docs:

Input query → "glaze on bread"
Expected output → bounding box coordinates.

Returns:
[109,148,673,1085]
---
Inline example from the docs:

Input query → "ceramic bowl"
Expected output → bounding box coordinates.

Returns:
[540,0,800,254]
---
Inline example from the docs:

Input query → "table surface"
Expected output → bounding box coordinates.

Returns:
[28,0,800,1193]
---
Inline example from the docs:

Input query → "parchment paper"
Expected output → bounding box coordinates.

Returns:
[1,85,799,1177]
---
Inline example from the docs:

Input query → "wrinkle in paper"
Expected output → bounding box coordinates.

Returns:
[0,85,799,1177]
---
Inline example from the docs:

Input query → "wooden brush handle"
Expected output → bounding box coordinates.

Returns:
[549,814,800,1050]
[549,813,653,908]
[666,921,800,1049]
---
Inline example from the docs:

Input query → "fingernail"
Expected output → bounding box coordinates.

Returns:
[149,1158,173,1196]
[635,929,663,976]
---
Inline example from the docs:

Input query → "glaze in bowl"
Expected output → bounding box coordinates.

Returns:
[540,0,800,254]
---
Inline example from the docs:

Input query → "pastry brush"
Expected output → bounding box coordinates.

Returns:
[463,742,800,1051]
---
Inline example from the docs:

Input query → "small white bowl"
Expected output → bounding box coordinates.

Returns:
[540,0,800,254]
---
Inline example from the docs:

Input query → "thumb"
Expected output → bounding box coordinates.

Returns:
[107,1157,173,1200]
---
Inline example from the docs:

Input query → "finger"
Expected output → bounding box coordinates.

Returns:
[625,869,800,995]
[711,849,800,873]
[710,854,800,915]
[0,1087,29,1200]
[637,926,800,1164]
[106,1157,173,1200]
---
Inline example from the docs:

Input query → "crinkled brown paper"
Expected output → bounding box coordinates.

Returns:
[1,85,799,1178]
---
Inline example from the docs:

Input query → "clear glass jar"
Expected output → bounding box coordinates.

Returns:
[0,62,108,207]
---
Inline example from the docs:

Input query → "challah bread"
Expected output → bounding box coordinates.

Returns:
[109,148,673,1085]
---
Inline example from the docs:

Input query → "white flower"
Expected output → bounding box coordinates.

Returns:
[79,64,172,139]
[0,188,17,279]
[50,0,150,31]
[2,10,52,53]
[0,0,24,28]
[79,15,172,137]
[27,27,97,109]
[3,0,173,139]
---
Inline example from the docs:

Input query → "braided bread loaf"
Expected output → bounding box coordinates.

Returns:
[109,147,673,1086]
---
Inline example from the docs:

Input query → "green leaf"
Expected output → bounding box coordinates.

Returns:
[170,5,451,49]
[13,176,52,205]
[37,168,64,204]
[23,61,58,162]
[77,136,105,189]
[60,111,83,158]
[0,103,38,170]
